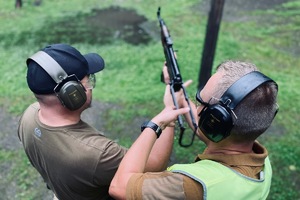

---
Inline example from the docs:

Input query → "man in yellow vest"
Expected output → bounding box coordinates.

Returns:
[109,60,278,199]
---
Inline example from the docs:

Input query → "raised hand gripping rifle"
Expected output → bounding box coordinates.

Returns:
[157,7,198,147]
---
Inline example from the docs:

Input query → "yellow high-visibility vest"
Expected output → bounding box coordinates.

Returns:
[168,157,272,200]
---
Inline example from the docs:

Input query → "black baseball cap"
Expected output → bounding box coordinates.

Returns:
[26,43,105,94]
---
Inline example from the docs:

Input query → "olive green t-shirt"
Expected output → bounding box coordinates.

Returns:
[18,102,127,200]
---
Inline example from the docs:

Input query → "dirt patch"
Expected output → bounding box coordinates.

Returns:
[0,108,21,150]
[7,6,154,47]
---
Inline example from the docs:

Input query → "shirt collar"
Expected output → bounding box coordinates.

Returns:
[195,141,268,167]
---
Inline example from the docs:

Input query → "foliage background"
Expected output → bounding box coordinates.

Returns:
[0,0,299,199]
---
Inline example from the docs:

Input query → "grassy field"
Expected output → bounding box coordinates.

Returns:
[0,0,299,199]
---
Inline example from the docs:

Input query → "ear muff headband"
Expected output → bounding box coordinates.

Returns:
[199,71,275,143]
[220,71,274,110]
[28,51,87,110]
[29,51,68,83]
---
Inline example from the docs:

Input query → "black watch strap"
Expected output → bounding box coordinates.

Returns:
[141,121,162,138]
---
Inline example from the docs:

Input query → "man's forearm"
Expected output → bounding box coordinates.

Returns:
[109,106,190,199]
[109,126,158,199]
[145,126,175,172]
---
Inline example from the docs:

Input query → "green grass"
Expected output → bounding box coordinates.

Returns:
[0,0,299,199]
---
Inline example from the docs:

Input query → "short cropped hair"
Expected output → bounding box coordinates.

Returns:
[212,60,278,142]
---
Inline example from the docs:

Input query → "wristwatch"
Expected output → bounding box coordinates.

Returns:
[141,121,162,138]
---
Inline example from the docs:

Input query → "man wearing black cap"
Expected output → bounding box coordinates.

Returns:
[18,44,175,200]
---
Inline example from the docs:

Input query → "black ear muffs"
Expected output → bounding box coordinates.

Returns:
[28,51,87,111]
[198,71,276,142]
[198,103,233,142]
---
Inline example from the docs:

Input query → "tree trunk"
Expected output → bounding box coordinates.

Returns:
[15,0,22,8]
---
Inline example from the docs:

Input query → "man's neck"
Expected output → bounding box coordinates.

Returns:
[38,104,81,127]
[205,140,254,154]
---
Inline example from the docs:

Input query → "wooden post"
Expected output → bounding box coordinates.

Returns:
[198,0,225,90]
[15,0,22,8]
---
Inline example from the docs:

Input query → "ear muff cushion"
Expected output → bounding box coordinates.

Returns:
[57,81,87,111]
[198,104,233,142]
